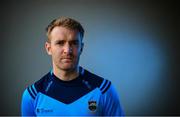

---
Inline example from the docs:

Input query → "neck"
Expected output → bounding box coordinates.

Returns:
[53,66,80,81]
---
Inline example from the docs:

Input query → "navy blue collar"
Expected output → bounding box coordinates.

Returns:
[50,67,85,86]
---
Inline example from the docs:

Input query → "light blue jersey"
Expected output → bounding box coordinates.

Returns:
[21,67,124,116]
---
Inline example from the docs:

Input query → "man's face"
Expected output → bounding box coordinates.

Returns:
[45,26,84,71]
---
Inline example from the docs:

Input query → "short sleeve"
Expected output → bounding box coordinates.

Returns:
[21,88,36,116]
[100,81,124,116]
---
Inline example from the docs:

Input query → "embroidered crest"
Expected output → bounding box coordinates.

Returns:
[88,101,97,112]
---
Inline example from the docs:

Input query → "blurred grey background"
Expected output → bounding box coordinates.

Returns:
[1,0,180,115]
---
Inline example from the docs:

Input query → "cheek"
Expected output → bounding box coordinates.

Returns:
[73,48,81,56]
[51,48,62,57]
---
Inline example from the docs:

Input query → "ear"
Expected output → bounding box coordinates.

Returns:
[45,42,52,55]
[80,42,84,54]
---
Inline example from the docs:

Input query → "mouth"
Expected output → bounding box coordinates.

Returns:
[62,57,72,59]
[61,58,73,62]
[63,58,72,60]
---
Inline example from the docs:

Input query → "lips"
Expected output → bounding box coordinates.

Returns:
[61,57,73,62]
[62,57,72,60]
[63,58,72,60]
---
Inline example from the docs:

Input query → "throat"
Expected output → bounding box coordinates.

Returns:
[54,68,80,81]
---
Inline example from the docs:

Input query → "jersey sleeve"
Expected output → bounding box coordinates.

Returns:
[100,80,125,116]
[21,86,36,116]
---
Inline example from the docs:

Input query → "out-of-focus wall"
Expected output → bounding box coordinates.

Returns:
[1,0,179,115]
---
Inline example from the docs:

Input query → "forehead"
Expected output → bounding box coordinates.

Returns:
[50,26,80,41]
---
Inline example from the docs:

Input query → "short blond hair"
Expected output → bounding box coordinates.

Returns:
[46,17,84,42]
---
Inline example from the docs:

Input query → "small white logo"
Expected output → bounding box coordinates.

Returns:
[36,108,53,113]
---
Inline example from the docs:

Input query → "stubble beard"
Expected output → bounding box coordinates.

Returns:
[56,57,80,72]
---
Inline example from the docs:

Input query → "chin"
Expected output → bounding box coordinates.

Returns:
[60,65,76,71]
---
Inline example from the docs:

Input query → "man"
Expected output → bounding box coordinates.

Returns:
[21,17,124,116]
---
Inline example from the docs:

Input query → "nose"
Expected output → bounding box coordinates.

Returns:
[63,43,72,54]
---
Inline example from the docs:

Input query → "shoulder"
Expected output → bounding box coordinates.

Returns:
[83,69,111,94]
[24,72,50,99]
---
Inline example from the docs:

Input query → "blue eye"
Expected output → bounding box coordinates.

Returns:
[73,41,78,45]
[71,40,79,46]
[56,41,65,45]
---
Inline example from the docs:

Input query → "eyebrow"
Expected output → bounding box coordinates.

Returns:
[54,38,79,43]
[54,39,64,43]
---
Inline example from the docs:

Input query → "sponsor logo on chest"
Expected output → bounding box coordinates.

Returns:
[36,108,53,113]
